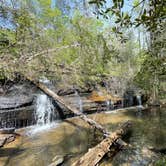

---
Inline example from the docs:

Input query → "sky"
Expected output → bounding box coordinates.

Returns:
[0,0,135,28]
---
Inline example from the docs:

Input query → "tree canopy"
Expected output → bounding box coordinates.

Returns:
[0,0,165,101]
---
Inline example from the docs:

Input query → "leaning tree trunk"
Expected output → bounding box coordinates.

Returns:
[72,121,132,166]
[26,76,131,166]
[26,76,109,135]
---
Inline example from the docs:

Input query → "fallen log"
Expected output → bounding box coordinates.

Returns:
[72,121,132,166]
[26,76,109,135]
[25,76,131,165]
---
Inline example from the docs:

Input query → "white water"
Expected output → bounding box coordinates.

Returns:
[35,94,55,125]
[136,95,143,111]
[27,122,59,136]
[106,100,110,110]
[75,91,83,112]
[136,95,142,106]
[28,93,59,135]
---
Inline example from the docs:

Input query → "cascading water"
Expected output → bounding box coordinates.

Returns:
[103,82,112,110]
[75,90,83,112]
[136,95,142,106]
[106,100,110,110]
[136,94,143,112]
[28,78,60,135]
[28,93,59,135]
[35,94,54,125]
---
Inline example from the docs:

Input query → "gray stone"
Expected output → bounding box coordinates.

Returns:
[48,155,64,166]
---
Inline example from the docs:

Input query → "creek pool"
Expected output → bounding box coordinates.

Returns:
[0,107,166,166]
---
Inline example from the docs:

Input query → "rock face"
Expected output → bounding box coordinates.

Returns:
[49,155,64,166]
[0,128,15,134]
[0,82,37,128]
[0,81,37,109]
[0,79,144,129]
[0,133,16,148]
[62,91,123,115]
[0,106,35,128]
[0,96,33,110]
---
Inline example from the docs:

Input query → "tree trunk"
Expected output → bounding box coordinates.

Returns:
[26,76,109,135]
[26,77,132,165]
[72,121,132,166]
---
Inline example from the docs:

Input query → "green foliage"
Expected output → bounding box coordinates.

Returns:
[154,157,166,166]
[0,0,165,98]
[89,0,166,31]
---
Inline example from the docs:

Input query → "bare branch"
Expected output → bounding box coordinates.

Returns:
[23,43,81,63]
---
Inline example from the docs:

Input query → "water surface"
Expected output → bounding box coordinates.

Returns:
[0,107,165,166]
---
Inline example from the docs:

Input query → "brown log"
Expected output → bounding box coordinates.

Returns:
[72,121,132,166]
[26,76,109,135]
[25,77,131,165]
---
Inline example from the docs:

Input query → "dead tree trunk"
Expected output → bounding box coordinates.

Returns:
[72,121,132,166]
[26,76,131,165]
[26,76,109,135]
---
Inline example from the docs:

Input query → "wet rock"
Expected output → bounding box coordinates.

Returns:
[0,127,15,134]
[0,134,16,148]
[112,146,159,166]
[57,87,92,96]
[0,96,33,110]
[0,87,4,94]
[0,81,37,110]
[6,83,37,96]
[0,105,35,128]
[5,134,16,144]
[0,81,38,128]
[57,88,77,96]
[0,137,6,147]
[49,155,64,166]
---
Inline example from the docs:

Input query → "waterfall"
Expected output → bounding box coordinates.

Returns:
[75,91,83,112]
[35,77,58,126]
[136,95,142,106]
[35,94,55,125]
[106,100,110,110]
[28,93,59,135]
[29,77,59,135]
[136,95,143,111]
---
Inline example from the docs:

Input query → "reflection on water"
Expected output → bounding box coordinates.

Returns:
[0,107,165,166]
[111,107,166,166]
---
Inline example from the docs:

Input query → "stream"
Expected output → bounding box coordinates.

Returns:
[0,107,165,166]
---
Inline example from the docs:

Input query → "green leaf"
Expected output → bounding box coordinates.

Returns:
[133,0,140,7]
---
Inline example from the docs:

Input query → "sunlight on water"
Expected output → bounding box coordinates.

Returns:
[1,107,165,166]
[26,122,60,136]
